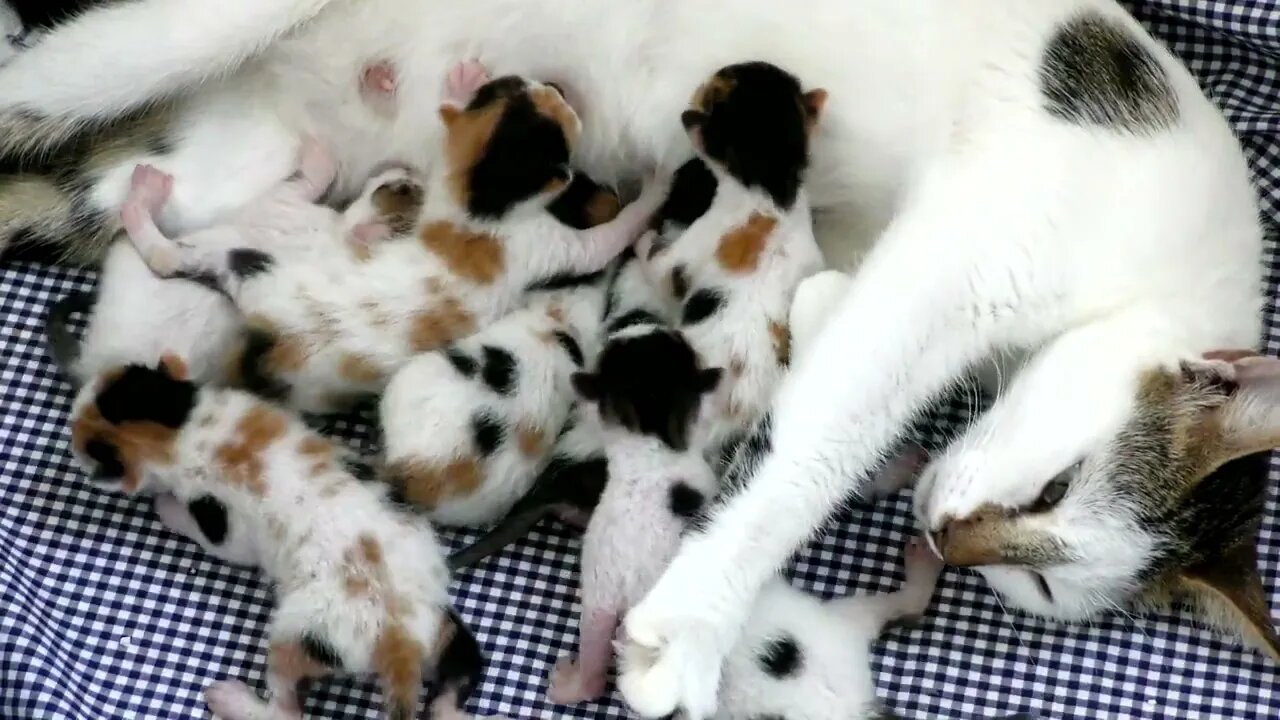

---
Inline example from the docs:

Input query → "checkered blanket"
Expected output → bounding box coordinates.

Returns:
[1,3,1277,718]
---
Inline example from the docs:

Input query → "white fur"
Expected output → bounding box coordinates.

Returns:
[8,1,1264,714]
[380,280,606,527]
[640,165,824,455]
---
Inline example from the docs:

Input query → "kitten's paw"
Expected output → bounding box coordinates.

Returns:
[294,134,336,185]
[901,537,944,609]
[443,59,491,106]
[547,655,606,705]
[868,445,929,499]
[126,164,174,213]
[617,601,724,719]
[204,680,263,720]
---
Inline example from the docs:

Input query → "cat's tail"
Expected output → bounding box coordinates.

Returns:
[0,0,337,155]
[44,289,96,384]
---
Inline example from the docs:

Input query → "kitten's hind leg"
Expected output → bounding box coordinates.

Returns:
[548,608,617,705]
[284,134,337,202]
[120,164,183,275]
[826,537,943,637]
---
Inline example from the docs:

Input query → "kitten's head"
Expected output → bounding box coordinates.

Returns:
[69,355,196,493]
[345,164,426,235]
[438,75,581,219]
[680,61,826,209]
[571,327,722,451]
[923,353,1280,661]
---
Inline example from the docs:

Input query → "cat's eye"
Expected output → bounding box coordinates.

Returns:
[1028,463,1077,513]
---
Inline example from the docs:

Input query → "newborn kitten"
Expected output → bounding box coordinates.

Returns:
[67,357,483,720]
[548,313,724,704]
[619,538,943,720]
[639,62,827,457]
[119,60,664,415]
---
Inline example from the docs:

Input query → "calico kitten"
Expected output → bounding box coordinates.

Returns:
[639,61,826,459]
[620,539,941,720]
[67,357,483,720]
[118,60,665,415]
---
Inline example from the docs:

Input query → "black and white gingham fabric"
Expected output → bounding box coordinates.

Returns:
[2,3,1278,718]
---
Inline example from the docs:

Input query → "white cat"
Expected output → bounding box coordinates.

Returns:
[1,1,1274,716]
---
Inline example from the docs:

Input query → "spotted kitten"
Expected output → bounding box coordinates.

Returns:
[118,59,665,415]
[639,61,826,460]
[66,357,482,720]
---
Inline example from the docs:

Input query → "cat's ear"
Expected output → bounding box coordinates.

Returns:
[157,352,189,381]
[571,371,600,401]
[697,367,723,394]
[1182,353,1280,469]
[1178,539,1280,661]
[802,89,828,131]
[438,103,463,126]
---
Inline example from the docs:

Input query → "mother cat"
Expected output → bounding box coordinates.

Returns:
[1,0,1277,716]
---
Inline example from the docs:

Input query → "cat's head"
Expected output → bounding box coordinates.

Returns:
[345,164,426,236]
[68,355,197,493]
[680,61,826,209]
[571,326,722,451]
[920,352,1280,661]
[438,75,581,219]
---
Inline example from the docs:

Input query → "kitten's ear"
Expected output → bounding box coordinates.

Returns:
[802,89,828,130]
[439,104,463,126]
[157,352,189,381]
[571,372,600,401]
[697,367,723,394]
[1183,353,1280,469]
[1178,540,1280,662]
[542,165,574,197]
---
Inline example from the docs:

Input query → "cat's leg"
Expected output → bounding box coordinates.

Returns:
[615,162,1058,719]
[206,621,327,720]
[279,134,338,202]
[119,165,244,285]
[548,608,618,704]
[826,537,943,638]
[537,177,669,279]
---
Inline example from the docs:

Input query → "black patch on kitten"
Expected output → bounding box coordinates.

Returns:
[607,308,664,334]
[479,345,518,396]
[525,269,607,293]
[464,76,573,219]
[667,482,705,519]
[546,173,616,230]
[187,495,229,545]
[650,157,718,233]
[227,248,274,279]
[301,632,345,668]
[670,265,690,300]
[470,412,506,456]
[426,608,485,709]
[602,248,637,321]
[1040,12,1179,133]
[238,328,291,402]
[444,346,479,378]
[685,62,813,209]
[553,331,585,367]
[340,453,378,482]
[172,268,225,295]
[95,364,196,429]
[85,439,125,481]
[681,288,726,325]
[758,635,803,678]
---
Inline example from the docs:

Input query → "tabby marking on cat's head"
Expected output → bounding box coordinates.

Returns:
[438,75,580,219]
[680,61,826,209]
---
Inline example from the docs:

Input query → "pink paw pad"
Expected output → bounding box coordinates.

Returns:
[444,59,491,105]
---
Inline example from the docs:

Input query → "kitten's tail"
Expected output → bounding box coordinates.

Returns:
[0,0,338,155]
[44,289,95,385]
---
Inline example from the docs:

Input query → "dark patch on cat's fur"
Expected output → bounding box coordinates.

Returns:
[572,328,721,451]
[85,439,125,481]
[683,62,814,209]
[668,482,705,519]
[651,157,718,234]
[238,328,291,402]
[444,346,479,378]
[470,412,506,457]
[682,288,726,325]
[340,454,378,482]
[301,632,345,668]
[96,364,196,428]
[758,634,803,678]
[607,308,664,334]
[227,248,274,279]
[1040,12,1178,133]
[525,269,607,293]
[546,173,616,230]
[670,265,690,300]
[601,248,637,321]
[187,495,229,545]
[425,608,485,710]
[553,331,585,367]
[480,345,518,396]
[464,76,572,219]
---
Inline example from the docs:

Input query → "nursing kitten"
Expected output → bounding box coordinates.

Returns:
[67,357,483,720]
[620,538,942,720]
[118,61,665,415]
[639,62,826,459]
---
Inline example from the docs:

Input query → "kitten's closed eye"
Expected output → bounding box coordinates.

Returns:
[1027,463,1076,513]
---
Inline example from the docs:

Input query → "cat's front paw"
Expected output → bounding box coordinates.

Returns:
[443,58,491,107]
[617,592,726,719]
